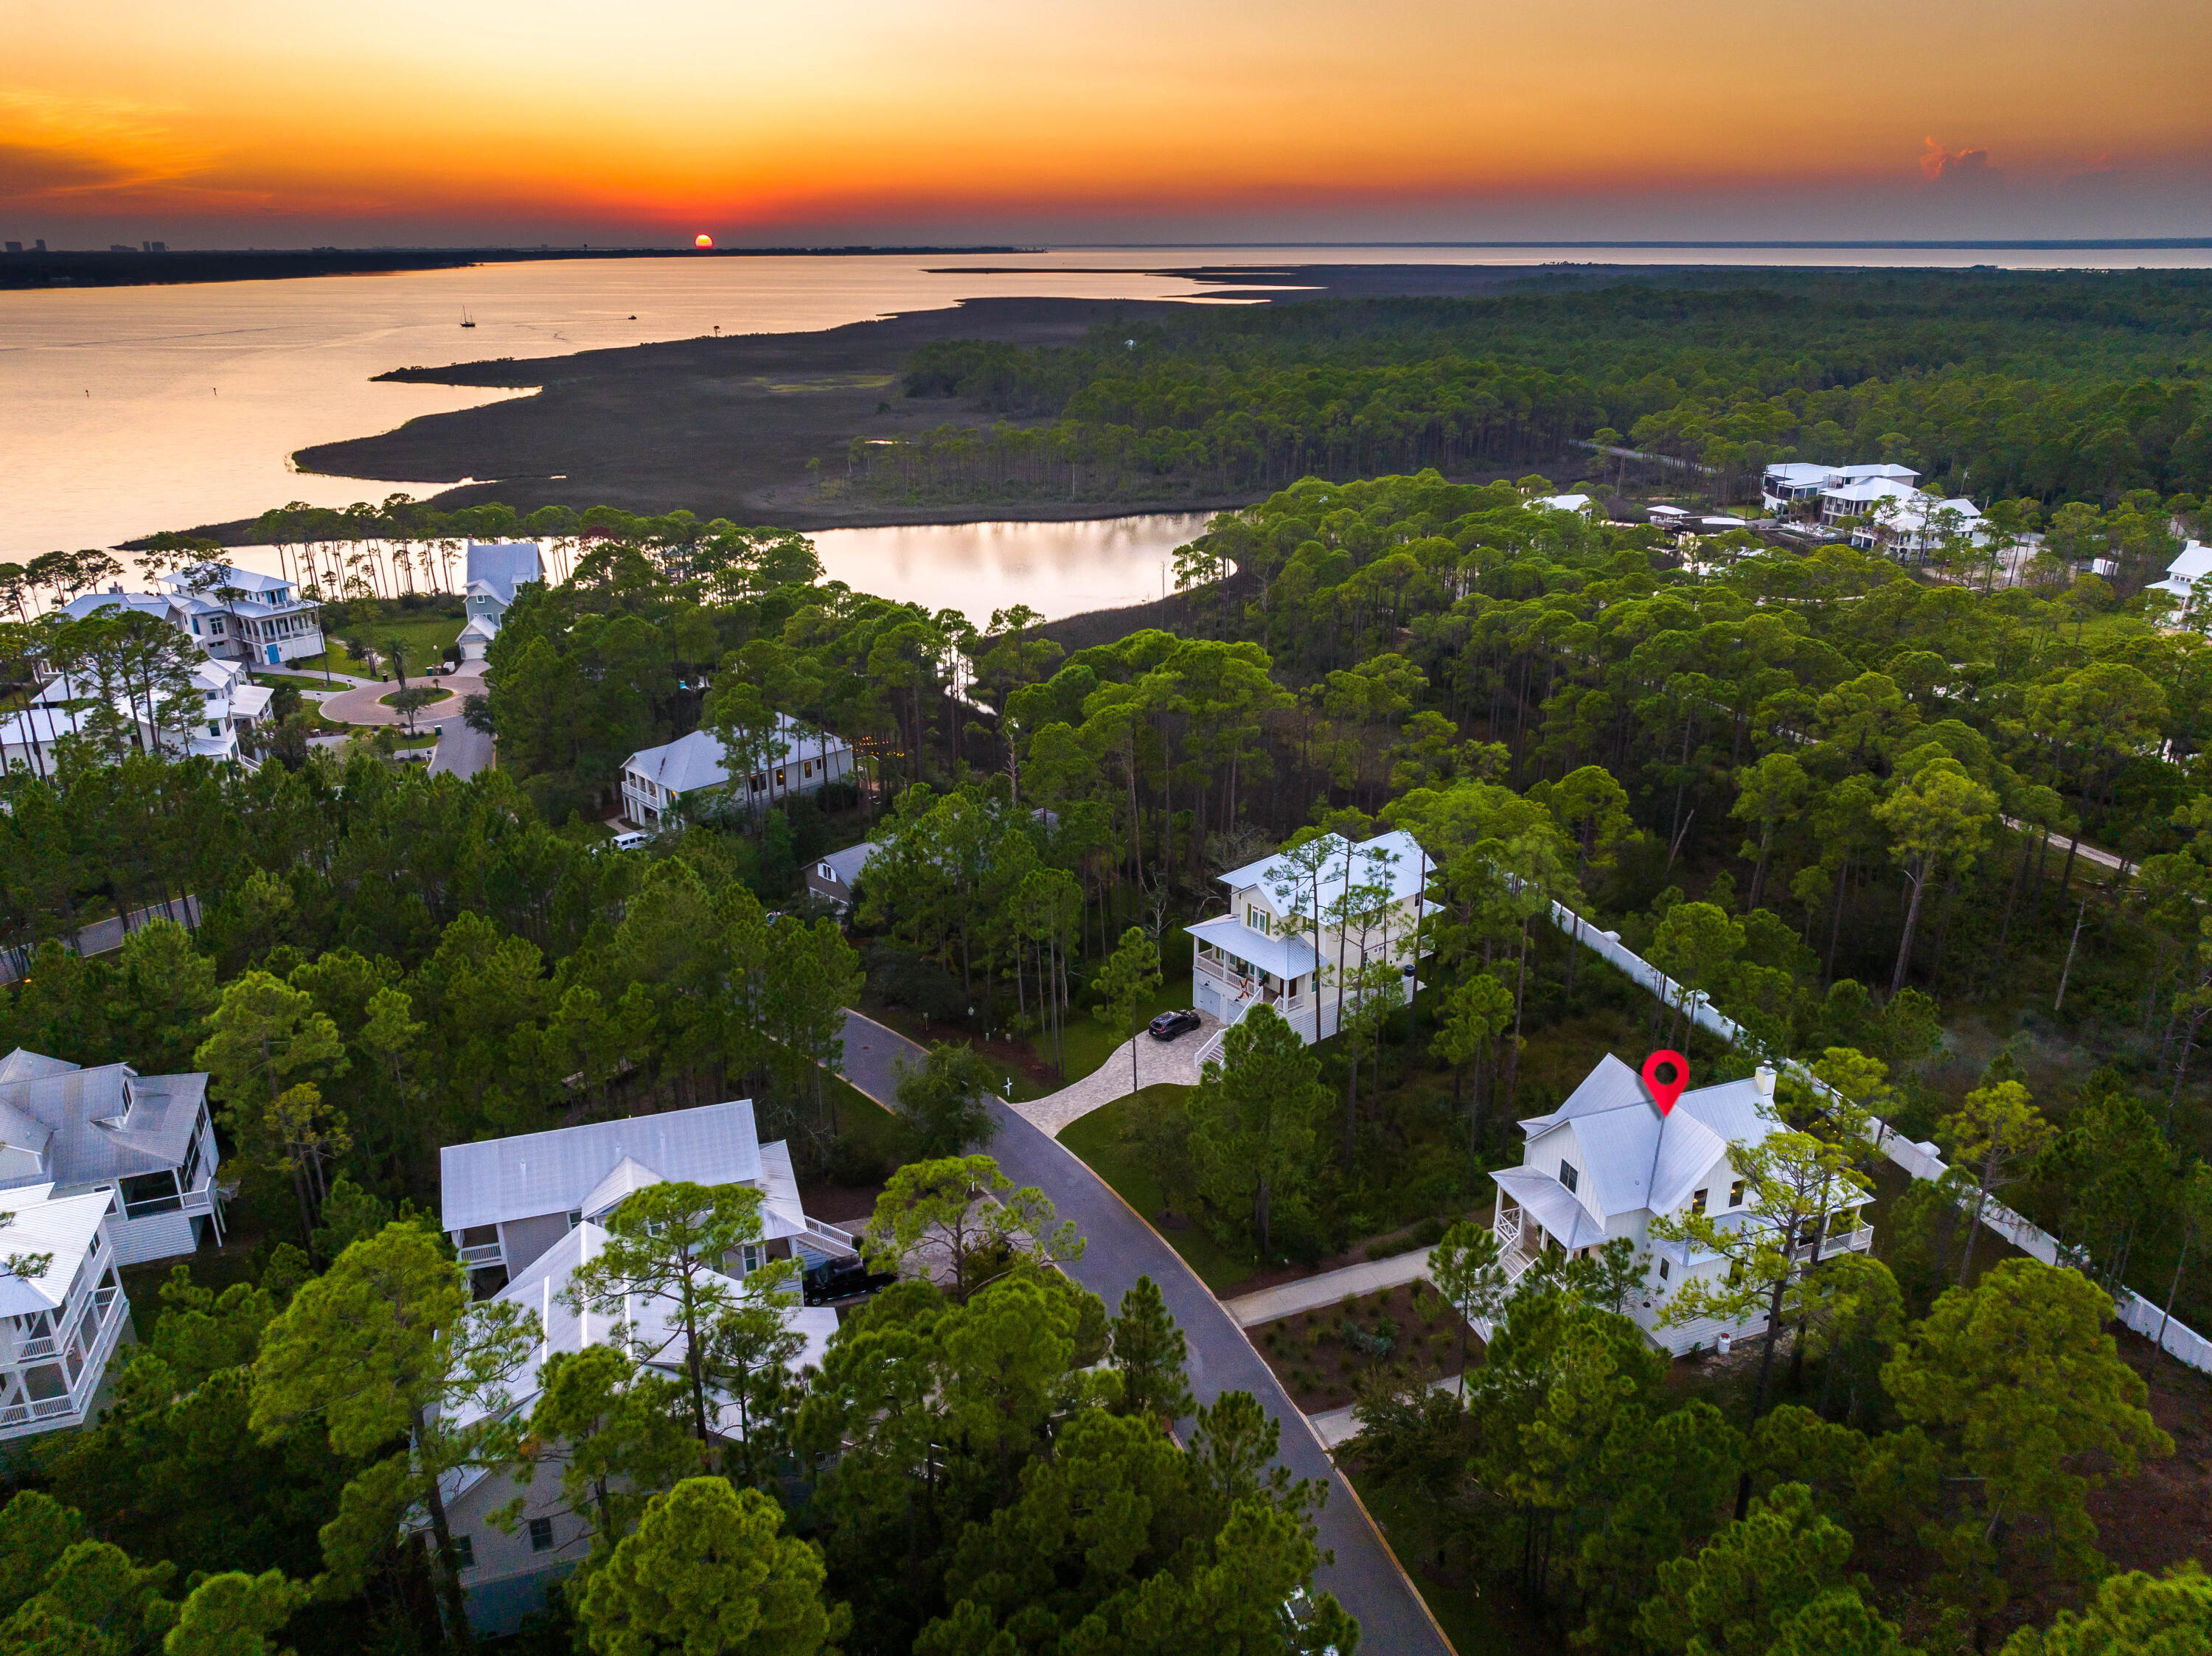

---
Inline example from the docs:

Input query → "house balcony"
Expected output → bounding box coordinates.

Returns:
[458,1242,506,1271]
[0,1277,130,1441]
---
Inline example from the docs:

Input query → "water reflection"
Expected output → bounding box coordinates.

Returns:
[811,513,1214,625]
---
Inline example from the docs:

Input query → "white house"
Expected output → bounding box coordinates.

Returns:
[0,1182,133,1442]
[1761,461,1921,518]
[1187,830,1433,1049]
[2,657,271,776]
[436,1218,839,1633]
[456,542,545,661]
[619,717,855,829]
[2153,540,2212,612]
[435,1098,849,1632]
[438,1098,859,1293]
[1531,493,1596,515]
[0,1047,228,1264]
[1489,1054,1872,1356]
[156,566,324,667]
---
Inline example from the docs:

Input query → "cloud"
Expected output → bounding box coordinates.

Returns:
[0,87,218,207]
[1919,136,1999,185]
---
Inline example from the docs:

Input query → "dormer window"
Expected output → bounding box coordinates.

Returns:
[1728,1179,1745,1208]
[1691,1189,1708,1216]
[1559,1161,1579,1194]
[1245,904,1270,934]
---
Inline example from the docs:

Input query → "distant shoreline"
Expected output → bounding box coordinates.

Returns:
[0,246,1042,293]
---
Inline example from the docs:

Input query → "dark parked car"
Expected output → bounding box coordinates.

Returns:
[1147,1009,1201,1040]
[803,1260,897,1307]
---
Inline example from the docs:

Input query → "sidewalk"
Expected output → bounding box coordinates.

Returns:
[1,895,202,985]
[1011,1015,1219,1137]
[1307,1374,1462,1450]
[1221,1245,1436,1328]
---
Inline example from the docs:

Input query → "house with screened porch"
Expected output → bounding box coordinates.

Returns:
[1186,829,1433,1059]
[1489,1054,1873,1356]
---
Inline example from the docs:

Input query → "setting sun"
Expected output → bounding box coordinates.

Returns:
[694,233,713,248]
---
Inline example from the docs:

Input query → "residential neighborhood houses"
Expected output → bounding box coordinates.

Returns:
[456,540,546,661]
[1189,829,1433,1047]
[435,1099,849,1631]
[619,714,855,830]
[0,653,271,776]
[1491,1054,1871,1354]
[0,1045,227,1441]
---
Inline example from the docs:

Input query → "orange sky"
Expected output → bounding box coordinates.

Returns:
[7,0,2211,245]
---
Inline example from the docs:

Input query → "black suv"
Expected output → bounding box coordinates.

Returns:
[1147,1009,1201,1040]
[802,1261,897,1306]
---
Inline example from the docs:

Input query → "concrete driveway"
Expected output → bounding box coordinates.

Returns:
[834,1012,1453,1655]
[316,661,486,727]
[1012,1012,1220,1136]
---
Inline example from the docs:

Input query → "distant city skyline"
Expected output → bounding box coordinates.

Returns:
[7,0,2211,248]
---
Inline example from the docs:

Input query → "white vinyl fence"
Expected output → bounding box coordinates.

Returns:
[1544,897,2212,1377]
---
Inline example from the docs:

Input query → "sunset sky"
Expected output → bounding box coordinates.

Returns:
[7,0,2211,247]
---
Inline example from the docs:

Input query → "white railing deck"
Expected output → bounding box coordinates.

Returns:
[457,1242,504,1269]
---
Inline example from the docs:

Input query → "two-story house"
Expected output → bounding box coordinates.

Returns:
[2,657,271,775]
[0,1182,133,1442]
[0,1048,226,1264]
[438,1097,859,1293]
[805,841,878,911]
[435,1099,848,1631]
[456,542,545,661]
[1187,829,1433,1049]
[1489,1054,1872,1354]
[157,566,324,667]
[435,1216,841,1633]
[618,718,855,829]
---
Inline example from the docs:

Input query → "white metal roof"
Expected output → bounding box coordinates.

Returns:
[1512,1055,1780,1222]
[1829,463,1920,484]
[1761,463,1831,486]
[622,715,833,799]
[1217,830,1431,925]
[2157,540,2212,596]
[0,1186,114,1317]
[816,841,878,885]
[439,1100,766,1234]
[1822,478,1921,505]
[0,1055,207,1187]
[464,542,544,608]
[1186,916,1323,981]
[1531,493,1593,512]
[1492,1166,1608,1250]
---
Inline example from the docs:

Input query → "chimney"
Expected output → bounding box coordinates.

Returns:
[1753,1065,1776,1099]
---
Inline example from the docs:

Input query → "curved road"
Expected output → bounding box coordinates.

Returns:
[837,1012,1455,1656]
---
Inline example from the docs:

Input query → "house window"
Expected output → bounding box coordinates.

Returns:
[529,1518,554,1554]
[803,760,813,778]
[818,863,834,880]
[452,1536,475,1570]
[1245,905,1270,934]
[1691,1189,1708,1216]
[1658,1259,1669,1281]
[775,768,786,787]
[1559,1161,1579,1194]
[1728,1179,1745,1208]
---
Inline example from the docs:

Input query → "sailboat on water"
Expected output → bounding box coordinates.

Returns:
[460,307,476,329]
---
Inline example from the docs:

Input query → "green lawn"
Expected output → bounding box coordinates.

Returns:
[1038,973,1197,1084]
[1055,1084,1259,1292]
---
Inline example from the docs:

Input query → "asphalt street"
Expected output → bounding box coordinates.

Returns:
[835,1012,1454,1655]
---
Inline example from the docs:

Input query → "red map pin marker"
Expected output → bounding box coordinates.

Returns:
[1642,1050,1688,1116]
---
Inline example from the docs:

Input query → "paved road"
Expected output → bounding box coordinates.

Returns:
[1,896,202,984]
[835,1010,1452,1652]
[428,713,494,781]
